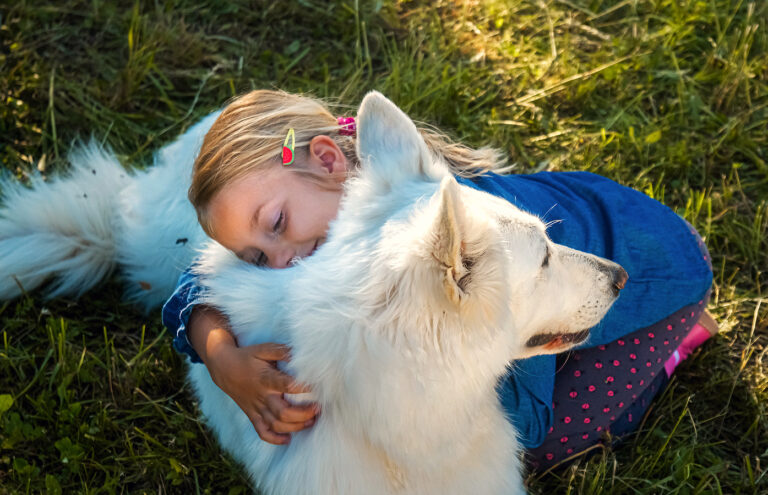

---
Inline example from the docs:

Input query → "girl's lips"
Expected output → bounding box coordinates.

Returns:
[303,240,319,259]
[299,238,324,260]
[292,240,319,265]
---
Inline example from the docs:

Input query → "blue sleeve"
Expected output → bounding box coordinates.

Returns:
[161,268,204,364]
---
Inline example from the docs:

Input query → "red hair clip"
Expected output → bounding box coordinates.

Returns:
[282,128,295,166]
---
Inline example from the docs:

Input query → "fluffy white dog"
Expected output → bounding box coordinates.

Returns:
[187,92,625,494]
[0,92,624,494]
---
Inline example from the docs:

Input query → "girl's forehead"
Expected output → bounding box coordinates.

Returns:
[222,165,287,196]
[211,169,274,216]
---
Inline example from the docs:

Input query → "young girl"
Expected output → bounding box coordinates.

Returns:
[162,89,717,470]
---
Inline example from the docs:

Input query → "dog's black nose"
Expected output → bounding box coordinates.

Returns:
[612,267,629,295]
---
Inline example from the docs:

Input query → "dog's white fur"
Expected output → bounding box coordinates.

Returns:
[188,93,623,494]
[0,112,220,309]
[0,92,623,493]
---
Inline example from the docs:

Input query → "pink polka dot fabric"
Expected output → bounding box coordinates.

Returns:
[526,297,709,470]
[526,222,712,471]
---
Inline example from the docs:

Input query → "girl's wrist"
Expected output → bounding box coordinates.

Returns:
[205,328,239,365]
[205,332,241,390]
[187,305,238,365]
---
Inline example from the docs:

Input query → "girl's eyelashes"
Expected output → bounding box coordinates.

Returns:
[273,210,285,234]
[248,250,267,267]
[256,251,267,266]
[246,208,284,266]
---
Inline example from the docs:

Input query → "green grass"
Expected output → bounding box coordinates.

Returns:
[1,0,766,493]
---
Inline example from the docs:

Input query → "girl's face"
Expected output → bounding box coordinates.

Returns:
[207,135,348,268]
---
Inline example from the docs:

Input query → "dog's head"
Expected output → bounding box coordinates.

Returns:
[336,91,627,361]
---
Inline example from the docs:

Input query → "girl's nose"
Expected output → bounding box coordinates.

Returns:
[267,246,295,269]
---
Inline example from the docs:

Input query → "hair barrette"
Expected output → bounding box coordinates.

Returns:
[337,116,356,136]
[282,128,295,166]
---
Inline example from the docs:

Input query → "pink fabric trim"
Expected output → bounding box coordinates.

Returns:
[663,323,712,377]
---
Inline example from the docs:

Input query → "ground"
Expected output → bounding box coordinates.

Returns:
[0,0,766,493]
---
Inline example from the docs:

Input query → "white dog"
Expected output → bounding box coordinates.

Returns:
[187,92,625,494]
[0,92,624,494]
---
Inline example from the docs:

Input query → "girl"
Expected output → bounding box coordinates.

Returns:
[162,89,716,470]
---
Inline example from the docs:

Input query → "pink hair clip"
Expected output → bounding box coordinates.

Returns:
[337,116,356,136]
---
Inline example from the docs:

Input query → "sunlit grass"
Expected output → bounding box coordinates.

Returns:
[0,0,766,493]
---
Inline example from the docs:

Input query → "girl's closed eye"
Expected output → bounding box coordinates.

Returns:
[241,250,261,266]
[273,210,285,234]
[255,251,267,266]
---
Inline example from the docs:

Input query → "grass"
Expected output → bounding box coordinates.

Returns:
[0,0,766,493]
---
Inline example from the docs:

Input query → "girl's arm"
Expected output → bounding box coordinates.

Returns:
[162,270,319,444]
[187,306,319,444]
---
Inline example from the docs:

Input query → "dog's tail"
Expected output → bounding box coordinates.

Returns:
[0,142,132,300]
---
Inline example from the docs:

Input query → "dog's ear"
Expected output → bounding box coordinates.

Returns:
[431,177,469,305]
[356,91,445,186]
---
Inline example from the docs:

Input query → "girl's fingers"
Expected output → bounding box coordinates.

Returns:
[265,393,318,424]
[259,408,310,435]
[282,379,314,395]
[270,416,315,434]
[274,418,315,434]
[258,366,313,394]
[243,343,313,394]
[250,412,291,445]
[248,342,292,362]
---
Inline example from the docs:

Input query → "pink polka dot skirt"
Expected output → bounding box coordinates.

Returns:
[526,295,710,470]
[526,219,713,471]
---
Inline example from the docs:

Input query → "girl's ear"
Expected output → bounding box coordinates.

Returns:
[307,135,348,180]
[356,91,446,186]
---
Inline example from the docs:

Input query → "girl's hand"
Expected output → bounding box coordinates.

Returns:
[208,342,319,445]
[187,306,319,445]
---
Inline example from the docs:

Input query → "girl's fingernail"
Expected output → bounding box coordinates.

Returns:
[305,419,315,427]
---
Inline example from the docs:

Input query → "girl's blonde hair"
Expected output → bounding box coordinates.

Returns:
[189,89,506,236]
